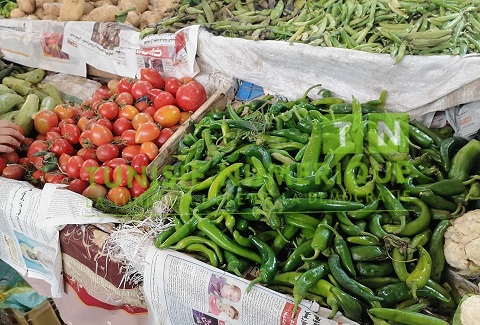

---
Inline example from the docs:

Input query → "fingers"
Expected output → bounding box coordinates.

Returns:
[0,144,15,153]
[0,121,25,143]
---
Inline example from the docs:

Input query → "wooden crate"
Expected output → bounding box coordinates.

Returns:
[146,91,228,179]
[5,299,63,325]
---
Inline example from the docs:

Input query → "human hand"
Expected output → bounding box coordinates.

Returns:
[0,120,25,153]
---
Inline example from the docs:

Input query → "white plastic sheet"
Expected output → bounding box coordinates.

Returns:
[197,28,480,118]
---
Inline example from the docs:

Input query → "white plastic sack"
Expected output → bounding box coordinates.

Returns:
[197,28,480,118]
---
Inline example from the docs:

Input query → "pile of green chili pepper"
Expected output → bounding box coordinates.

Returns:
[142,0,480,62]
[0,0,17,18]
[153,86,480,324]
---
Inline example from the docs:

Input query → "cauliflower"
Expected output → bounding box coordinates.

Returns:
[444,209,480,278]
[453,295,480,325]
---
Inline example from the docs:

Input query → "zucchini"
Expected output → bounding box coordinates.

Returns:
[14,94,39,136]
[0,84,15,95]
[0,110,19,122]
[0,93,25,114]
[39,96,57,111]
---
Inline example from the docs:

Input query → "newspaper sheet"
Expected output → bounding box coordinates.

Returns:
[144,247,359,325]
[0,19,85,76]
[0,179,118,297]
[62,22,200,79]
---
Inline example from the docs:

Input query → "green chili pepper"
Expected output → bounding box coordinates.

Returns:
[234,217,249,232]
[283,213,320,232]
[244,144,272,169]
[376,183,408,233]
[178,193,193,223]
[180,153,225,181]
[320,223,357,277]
[428,220,451,282]
[344,153,375,197]
[302,214,333,261]
[271,224,299,254]
[328,254,383,302]
[207,163,243,199]
[376,281,453,307]
[356,261,394,277]
[292,263,329,314]
[278,197,364,213]
[270,128,309,144]
[403,177,465,197]
[329,285,364,321]
[448,139,480,181]
[439,136,468,172]
[368,213,392,239]
[404,122,434,149]
[368,308,449,325]
[154,227,175,247]
[350,245,388,262]
[184,243,220,268]
[391,246,409,281]
[405,246,432,299]
[196,216,261,264]
[384,196,431,236]
[282,238,314,272]
[224,250,248,277]
[419,189,458,211]
[348,197,379,220]
[157,217,199,248]
[357,277,401,289]
[410,120,445,147]
[411,228,432,248]
[246,235,279,293]
[346,236,381,246]
[233,230,253,247]
[299,119,322,177]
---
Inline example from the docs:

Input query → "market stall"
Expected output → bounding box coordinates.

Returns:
[1,0,480,324]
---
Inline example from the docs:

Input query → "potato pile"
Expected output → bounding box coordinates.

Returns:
[10,0,177,28]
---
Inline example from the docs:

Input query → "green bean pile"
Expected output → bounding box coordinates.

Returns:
[141,0,480,62]
[153,89,480,323]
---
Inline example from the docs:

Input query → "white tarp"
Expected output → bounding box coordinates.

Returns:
[196,28,480,118]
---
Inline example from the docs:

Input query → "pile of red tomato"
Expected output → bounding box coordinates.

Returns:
[0,68,208,206]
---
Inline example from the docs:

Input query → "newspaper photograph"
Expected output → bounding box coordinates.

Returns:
[0,19,86,76]
[0,179,118,297]
[144,247,359,325]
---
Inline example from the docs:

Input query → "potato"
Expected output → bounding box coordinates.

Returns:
[34,6,44,18]
[139,10,162,29]
[84,5,119,21]
[9,8,26,18]
[93,0,111,7]
[119,0,147,14]
[36,0,53,7]
[59,0,84,20]
[42,13,58,20]
[82,1,93,14]
[149,0,176,14]
[43,2,61,16]
[125,10,140,27]
[17,0,36,13]
[26,14,39,19]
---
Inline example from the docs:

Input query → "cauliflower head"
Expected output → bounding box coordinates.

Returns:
[453,295,480,325]
[444,209,480,277]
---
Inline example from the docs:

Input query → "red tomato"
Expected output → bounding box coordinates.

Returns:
[117,78,135,94]
[46,131,62,141]
[77,116,91,132]
[131,80,153,100]
[107,186,131,206]
[140,141,158,161]
[147,88,161,102]
[131,112,154,130]
[135,122,160,144]
[34,110,59,134]
[0,156,7,173]
[153,105,181,128]
[96,143,119,162]
[154,128,174,147]
[44,172,66,184]
[96,118,113,131]
[92,86,111,102]
[54,104,78,120]
[131,153,149,174]
[66,179,89,194]
[36,134,47,140]
[79,130,93,148]
[61,124,81,145]
[2,151,19,164]
[134,100,149,112]
[112,117,133,136]
[31,170,45,185]
[79,159,100,182]
[140,68,165,89]
[121,145,141,161]
[18,157,32,168]
[82,183,107,200]
[27,140,48,168]
[90,124,113,147]
[176,80,207,112]
[179,76,194,84]
[144,105,158,117]
[2,165,25,180]
[80,99,92,111]
[117,105,139,121]
[58,153,72,172]
[77,147,97,161]
[58,118,76,129]
[164,77,181,97]
[115,92,134,105]
[50,138,75,156]
[120,129,137,146]
[104,157,128,169]
[98,101,119,120]
[153,90,176,109]
[129,178,149,198]
[93,165,114,185]
[112,164,135,187]
[65,156,85,179]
